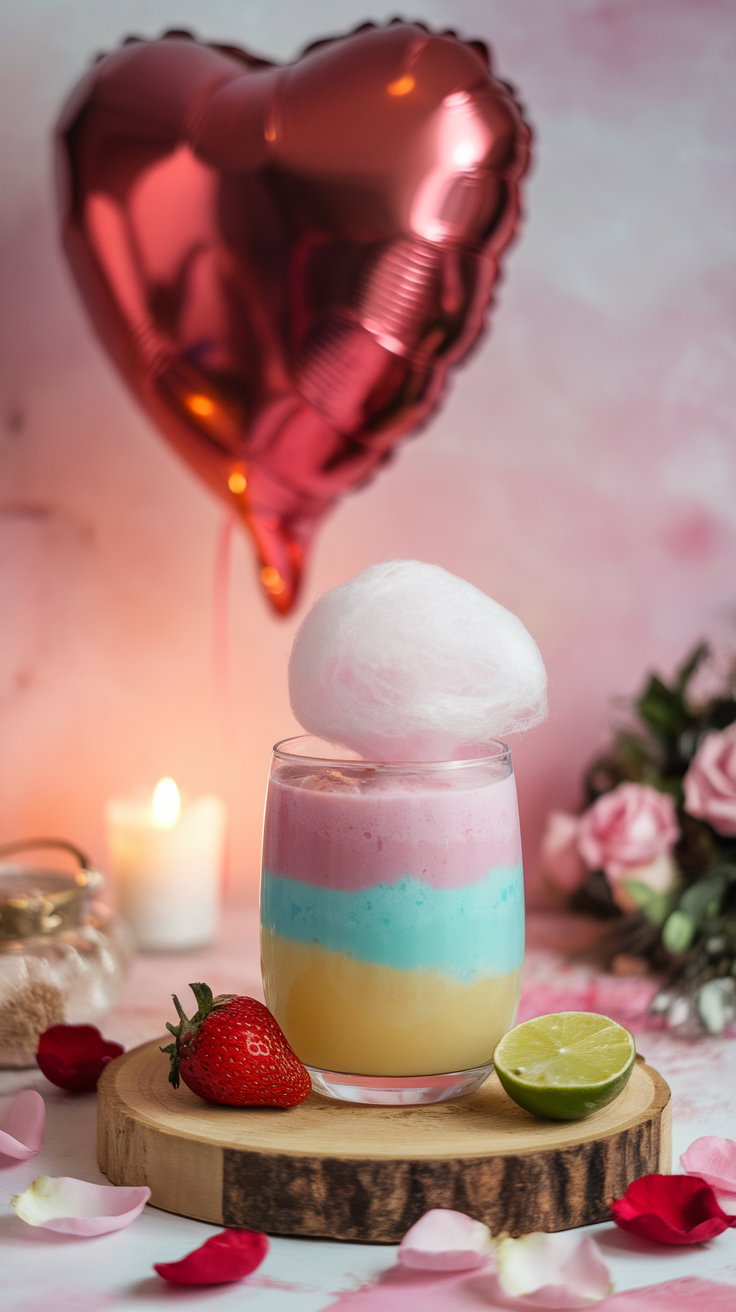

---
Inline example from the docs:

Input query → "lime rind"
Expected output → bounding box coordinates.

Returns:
[493,1012,636,1121]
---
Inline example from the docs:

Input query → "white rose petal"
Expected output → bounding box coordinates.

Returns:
[496,1232,612,1306]
[11,1175,150,1235]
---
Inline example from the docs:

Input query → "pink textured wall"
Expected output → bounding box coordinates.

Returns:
[1,1,734,903]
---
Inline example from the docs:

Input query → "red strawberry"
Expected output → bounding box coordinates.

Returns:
[161,983,311,1107]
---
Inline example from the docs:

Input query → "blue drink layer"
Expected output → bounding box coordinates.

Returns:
[261,864,524,983]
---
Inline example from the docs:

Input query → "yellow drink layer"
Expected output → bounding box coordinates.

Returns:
[262,929,523,1076]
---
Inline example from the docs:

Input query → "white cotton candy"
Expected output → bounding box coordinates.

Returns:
[288,559,547,762]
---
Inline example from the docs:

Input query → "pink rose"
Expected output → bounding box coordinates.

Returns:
[607,852,678,913]
[683,725,736,836]
[577,782,679,878]
[540,811,587,895]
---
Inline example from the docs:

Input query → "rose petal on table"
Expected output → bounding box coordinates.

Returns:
[154,1228,269,1285]
[10,1175,150,1235]
[0,1090,45,1160]
[397,1209,493,1271]
[36,1025,124,1092]
[611,1174,736,1244]
[495,1232,611,1305]
[680,1137,736,1194]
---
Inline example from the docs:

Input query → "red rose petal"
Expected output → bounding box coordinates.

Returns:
[36,1025,124,1092]
[611,1174,736,1244]
[154,1228,269,1286]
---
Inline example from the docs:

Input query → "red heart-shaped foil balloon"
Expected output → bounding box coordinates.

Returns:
[56,22,530,612]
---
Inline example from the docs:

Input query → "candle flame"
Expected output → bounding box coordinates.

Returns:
[153,777,181,827]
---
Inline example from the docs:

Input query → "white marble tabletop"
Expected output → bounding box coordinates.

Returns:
[2,907,736,1310]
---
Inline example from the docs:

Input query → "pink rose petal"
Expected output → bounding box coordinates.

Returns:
[0,1090,45,1161]
[398,1209,493,1271]
[681,1137,736,1195]
[683,726,736,837]
[11,1175,150,1235]
[577,784,679,879]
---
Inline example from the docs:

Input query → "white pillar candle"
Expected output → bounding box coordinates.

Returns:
[105,779,227,950]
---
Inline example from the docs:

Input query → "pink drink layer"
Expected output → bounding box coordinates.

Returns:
[263,766,520,892]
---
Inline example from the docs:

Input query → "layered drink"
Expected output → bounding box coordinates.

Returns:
[261,735,523,1099]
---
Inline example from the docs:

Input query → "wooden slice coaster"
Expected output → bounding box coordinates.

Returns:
[97,1040,671,1242]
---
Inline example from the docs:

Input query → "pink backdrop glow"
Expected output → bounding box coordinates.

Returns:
[1,0,734,904]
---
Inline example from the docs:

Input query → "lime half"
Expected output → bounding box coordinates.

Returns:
[493,1012,636,1121]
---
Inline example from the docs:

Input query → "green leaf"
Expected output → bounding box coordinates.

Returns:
[678,868,736,928]
[636,675,688,740]
[621,880,678,926]
[674,642,709,696]
[172,994,189,1026]
[680,875,725,914]
[701,698,736,733]
[663,910,695,953]
[189,982,215,1025]
[160,1041,180,1089]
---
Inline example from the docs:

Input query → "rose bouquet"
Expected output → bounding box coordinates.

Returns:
[541,643,736,1035]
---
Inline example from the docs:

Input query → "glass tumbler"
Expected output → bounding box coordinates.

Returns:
[260,735,524,1105]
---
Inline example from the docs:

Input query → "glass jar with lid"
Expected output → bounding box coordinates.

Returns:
[0,838,134,1067]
